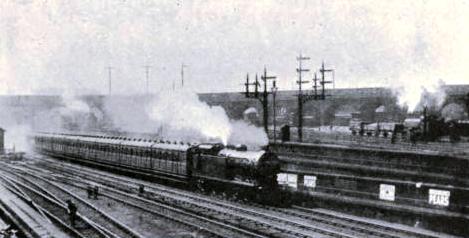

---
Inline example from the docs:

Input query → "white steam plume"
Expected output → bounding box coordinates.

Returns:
[146,89,268,149]
[227,120,268,149]
[392,78,446,112]
[0,99,34,152]
[0,91,268,151]
[33,93,98,133]
[148,90,232,145]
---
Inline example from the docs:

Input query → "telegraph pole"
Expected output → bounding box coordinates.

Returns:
[107,66,113,95]
[296,54,310,142]
[243,67,276,134]
[271,80,278,142]
[319,62,333,100]
[181,63,187,88]
[296,59,334,142]
[312,72,319,99]
[143,65,151,95]
[262,67,277,133]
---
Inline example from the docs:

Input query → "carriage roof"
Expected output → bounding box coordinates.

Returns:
[36,133,189,151]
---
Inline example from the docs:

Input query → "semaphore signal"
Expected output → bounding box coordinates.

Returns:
[243,67,277,134]
[296,56,334,142]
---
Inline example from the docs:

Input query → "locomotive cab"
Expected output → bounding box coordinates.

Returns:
[189,143,227,180]
[218,148,281,190]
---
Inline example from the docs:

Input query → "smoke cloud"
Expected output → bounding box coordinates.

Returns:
[0,106,32,152]
[392,78,446,112]
[1,88,269,152]
[228,120,268,149]
[45,90,269,150]
[147,90,231,144]
[146,89,268,149]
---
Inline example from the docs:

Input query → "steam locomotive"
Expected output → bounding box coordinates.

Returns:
[33,133,282,204]
[350,117,469,142]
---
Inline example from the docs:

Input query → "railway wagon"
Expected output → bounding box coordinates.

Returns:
[34,133,282,204]
[272,141,469,236]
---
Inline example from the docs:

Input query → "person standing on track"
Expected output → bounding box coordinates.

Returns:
[66,200,77,227]
[87,185,93,199]
[138,185,145,196]
[93,185,99,199]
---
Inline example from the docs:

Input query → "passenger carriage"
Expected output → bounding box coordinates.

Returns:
[33,132,283,205]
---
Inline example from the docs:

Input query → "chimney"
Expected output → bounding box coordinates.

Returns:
[0,128,4,154]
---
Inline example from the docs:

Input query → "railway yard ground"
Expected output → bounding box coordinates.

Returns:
[0,154,461,238]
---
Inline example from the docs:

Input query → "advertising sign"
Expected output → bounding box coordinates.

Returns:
[304,175,317,188]
[379,184,395,201]
[428,189,450,206]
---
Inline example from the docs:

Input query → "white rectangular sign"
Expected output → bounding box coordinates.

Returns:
[379,184,395,201]
[428,189,450,206]
[277,173,288,185]
[286,174,298,188]
[277,173,298,188]
[304,175,317,188]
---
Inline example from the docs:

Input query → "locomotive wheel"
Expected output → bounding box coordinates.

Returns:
[195,178,205,193]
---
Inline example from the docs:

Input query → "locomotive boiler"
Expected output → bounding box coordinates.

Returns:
[33,133,282,204]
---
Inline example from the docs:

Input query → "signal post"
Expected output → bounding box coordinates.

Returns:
[296,56,334,142]
[244,67,277,134]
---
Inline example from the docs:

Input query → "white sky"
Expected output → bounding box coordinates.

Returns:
[1,0,468,95]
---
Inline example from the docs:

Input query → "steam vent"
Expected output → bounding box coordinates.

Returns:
[1,1,469,238]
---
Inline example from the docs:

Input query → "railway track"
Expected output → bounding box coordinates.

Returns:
[0,176,77,238]
[0,166,145,238]
[3,162,267,238]
[29,159,345,238]
[0,172,108,238]
[29,156,441,238]
[288,206,437,238]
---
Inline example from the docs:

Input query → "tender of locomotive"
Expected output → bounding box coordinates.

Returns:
[33,133,282,204]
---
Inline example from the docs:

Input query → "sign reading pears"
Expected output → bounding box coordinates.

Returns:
[428,189,450,206]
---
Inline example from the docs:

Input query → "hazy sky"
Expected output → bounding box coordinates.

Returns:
[1,0,468,95]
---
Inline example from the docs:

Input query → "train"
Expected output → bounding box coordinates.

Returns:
[33,133,283,205]
[349,117,469,142]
